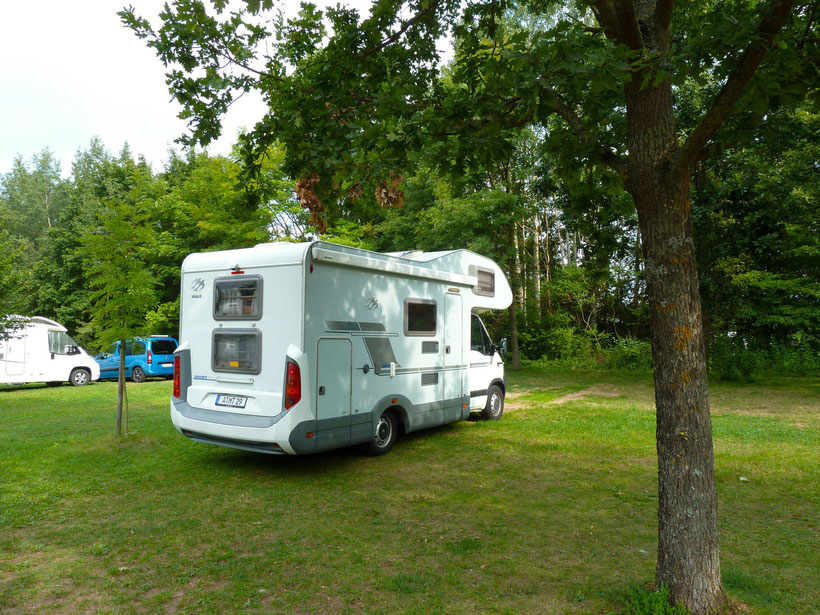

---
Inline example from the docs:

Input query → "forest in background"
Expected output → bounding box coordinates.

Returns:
[1,98,817,380]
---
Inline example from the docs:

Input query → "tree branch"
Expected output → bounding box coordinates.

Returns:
[360,0,442,58]
[674,0,796,177]
[591,0,621,42]
[655,0,675,32]
[539,89,628,180]
[592,0,644,49]
[613,0,644,50]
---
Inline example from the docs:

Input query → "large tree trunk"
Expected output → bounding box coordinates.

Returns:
[626,76,724,613]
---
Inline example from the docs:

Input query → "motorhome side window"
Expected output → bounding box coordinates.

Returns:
[474,268,495,297]
[212,330,262,374]
[47,331,78,355]
[471,315,492,355]
[214,275,263,320]
[405,299,437,336]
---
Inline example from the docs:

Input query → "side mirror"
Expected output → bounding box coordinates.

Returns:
[499,337,508,355]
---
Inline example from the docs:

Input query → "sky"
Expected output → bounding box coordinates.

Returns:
[0,1,365,178]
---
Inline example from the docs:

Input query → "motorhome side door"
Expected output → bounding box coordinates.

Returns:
[2,335,25,376]
[444,293,464,403]
[315,338,352,450]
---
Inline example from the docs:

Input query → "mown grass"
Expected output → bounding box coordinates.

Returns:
[0,369,817,614]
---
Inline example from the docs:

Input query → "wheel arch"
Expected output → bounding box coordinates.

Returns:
[489,378,506,396]
[369,394,411,435]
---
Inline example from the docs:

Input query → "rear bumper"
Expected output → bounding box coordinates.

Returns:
[170,397,295,454]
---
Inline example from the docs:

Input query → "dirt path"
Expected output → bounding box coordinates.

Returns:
[504,386,620,412]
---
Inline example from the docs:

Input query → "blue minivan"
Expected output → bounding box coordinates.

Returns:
[95,336,178,382]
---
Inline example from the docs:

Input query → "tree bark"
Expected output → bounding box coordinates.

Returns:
[624,72,724,614]
[512,223,526,326]
[532,214,542,322]
[508,303,520,369]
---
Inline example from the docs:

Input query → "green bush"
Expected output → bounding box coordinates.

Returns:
[624,585,690,615]
[606,337,654,370]
[518,326,601,362]
[709,337,820,381]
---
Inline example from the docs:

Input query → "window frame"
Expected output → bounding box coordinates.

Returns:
[472,267,496,297]
[470,314,493,356]
[211,328,263,375]
[403,298,437,337]
[213,275,264,321]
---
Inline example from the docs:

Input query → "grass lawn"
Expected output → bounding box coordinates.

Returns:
[1,369,817,614]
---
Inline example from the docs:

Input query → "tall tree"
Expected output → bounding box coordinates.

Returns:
[123,1,817,611]
[80,159,160,434]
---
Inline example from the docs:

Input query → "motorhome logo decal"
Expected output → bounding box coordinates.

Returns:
[191,278,205,292]
[366,297,379,311]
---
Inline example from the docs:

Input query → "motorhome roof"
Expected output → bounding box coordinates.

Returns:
[7,316,65,330]
[184,241,489,276]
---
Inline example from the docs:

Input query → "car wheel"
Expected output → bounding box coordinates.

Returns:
[131,367,146,383]
[70,368,90,387]
[480,384,504,421]
[364,409,398,456]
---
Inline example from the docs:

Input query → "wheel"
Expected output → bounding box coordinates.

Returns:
[364,409,398,456]
[480,384,504,421]
[131,366,146,383]
[69,368,90,387]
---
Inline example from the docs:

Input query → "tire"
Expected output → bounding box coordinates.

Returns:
[365,409,399,456]
[69,368,91,387]
[480,384,504,421]
[131,366,146,383]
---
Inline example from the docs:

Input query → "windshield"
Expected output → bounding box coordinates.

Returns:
[48,330,79,355]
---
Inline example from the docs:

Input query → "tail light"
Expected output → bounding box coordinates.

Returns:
[147,349,153,364]
[284,360,301,409]
[173,356,181,398]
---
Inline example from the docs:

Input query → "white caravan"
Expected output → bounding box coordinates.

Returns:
[0,317,100,386]
[171,241,512,455]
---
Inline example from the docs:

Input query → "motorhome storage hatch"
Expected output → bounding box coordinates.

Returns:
[171,240,512,455]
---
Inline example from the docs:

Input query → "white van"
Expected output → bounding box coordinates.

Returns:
[0,317,100,386]
[171,241,512,455]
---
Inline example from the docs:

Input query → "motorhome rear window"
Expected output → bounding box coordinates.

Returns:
[212,330,262,374]
[474,268,495,297]
[214,276,263,320]
[405,299,436,336]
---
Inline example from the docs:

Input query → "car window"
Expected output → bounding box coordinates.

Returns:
[131,341,146,355]
[151,339,177,355]
[471,315,492,355]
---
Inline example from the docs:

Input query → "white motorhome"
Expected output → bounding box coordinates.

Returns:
[172,241,512,455]
[0,317,100,386]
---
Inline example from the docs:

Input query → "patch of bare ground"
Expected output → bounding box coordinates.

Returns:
[548,386,621,405]
[503,391,527,412]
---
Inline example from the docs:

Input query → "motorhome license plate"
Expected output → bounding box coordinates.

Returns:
[216,395,247,409]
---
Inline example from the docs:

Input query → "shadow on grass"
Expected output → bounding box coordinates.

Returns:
[192,422,460,477]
